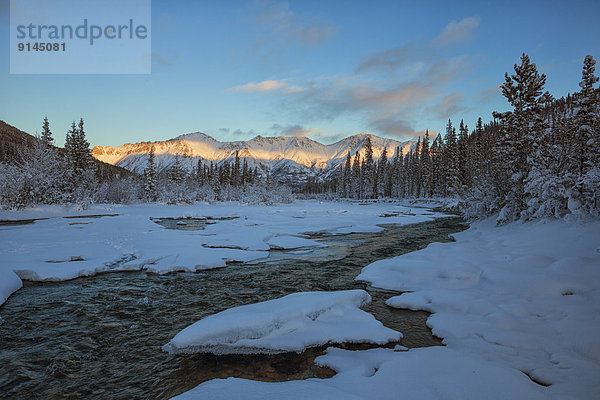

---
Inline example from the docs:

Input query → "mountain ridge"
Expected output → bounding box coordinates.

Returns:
[91,131,415,186]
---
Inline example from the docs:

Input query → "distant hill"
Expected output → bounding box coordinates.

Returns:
[0,120,134,180]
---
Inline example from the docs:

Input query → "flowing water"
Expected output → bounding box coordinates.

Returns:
[0,216,467,399]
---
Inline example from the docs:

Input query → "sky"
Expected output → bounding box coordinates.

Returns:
[1,0,599,148]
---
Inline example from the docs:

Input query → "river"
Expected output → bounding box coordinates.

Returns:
[0,215,466,399]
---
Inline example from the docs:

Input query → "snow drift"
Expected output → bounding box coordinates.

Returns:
[162,290,402,355]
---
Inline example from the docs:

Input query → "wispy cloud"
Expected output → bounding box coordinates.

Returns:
[355,45,419,74]
[253,0,336,47]
[432,17,481,46]
[367,117,420,138]
[425,92,468,120]
[268,56,470,139]
[231,128,260,137]
[231,79,303,93]
[270,123,322,137]
[231,79,287,92]
[232,16,480,140]
[476,84,502,103]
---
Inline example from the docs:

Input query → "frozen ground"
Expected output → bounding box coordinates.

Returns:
[163,289,401,355]
[175,217,600,399]
[0,200,445,307]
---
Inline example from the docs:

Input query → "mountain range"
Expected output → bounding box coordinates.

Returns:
[91,132,414,186]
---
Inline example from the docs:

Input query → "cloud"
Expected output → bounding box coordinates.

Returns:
[476,84,502,103]
[368,118,418,139]
[270,123,320,137]
[425,92,468,120]
[432,17,481,46]
[252,55,470,140]
[253,0,335,46]
[269,124,348,144]
[232,79,287,92]
[355,19,479,74]
[231,128,260,137]
[232,16,478,140]
[275,56,469,122]
[355,45,417,73]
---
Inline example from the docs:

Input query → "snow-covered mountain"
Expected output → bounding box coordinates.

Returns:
[91,132,414,185]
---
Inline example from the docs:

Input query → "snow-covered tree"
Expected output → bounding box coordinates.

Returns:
[144,146,158,201]
[41,116,53,145]
[495,54,551,223]
[443,120,459,196]
[362,136,375,199]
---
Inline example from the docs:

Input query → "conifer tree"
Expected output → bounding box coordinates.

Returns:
[233,151,241,187]
[144,146,158,201]
[430,134,443,196]
[168,155,186,184]
[352,152,361,198]
[421,131,432,197]
[65,118,93,175]
[377,147,389,197]
[362,136,375,198]
[495,54,550,222]
[443,120,459,196]
[391,147,401,198]
[575,55,599,174]
[242,158,249,185]
[343,151,352,197]
[41,116,53,145]
[458,120,469,188]
[573,55,600,215]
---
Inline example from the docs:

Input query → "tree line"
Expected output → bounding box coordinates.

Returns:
[320,54,599,222]
[141,148,290,204]
[0,118,292,208]
[0,117,99,208]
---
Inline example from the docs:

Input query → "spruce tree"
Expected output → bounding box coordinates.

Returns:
[573,55,600,215]
[362,135,374,198]
[352,152,361,199]
[443,120,459,196]
[421,131,432,197]
[65,118,93,175]
[458,120,469,188]
[233,151,241,187]
[495,54,550,222]
[144,146,158,201]
[430,134,443,196]
[378,147,389,197]
[575,55,599,174]
[168,155,186,184]
[41,116,53,145]
[391,147,401,197]
[343,151,352,197]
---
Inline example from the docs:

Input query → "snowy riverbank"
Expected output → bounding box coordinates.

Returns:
[0,200,447,307]
[175,216,600,399]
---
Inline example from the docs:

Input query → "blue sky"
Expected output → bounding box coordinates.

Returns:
[1,0,599,147]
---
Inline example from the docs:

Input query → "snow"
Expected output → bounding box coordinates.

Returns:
[162,289,401,355]
[267,235,326,250]
[172,347,549,400]
[0,200,445,306]
[357,217,600,399]
[91,132,413,182]
[0,270,22,306]
[173,217,600,399]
